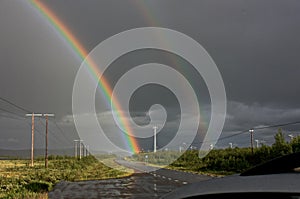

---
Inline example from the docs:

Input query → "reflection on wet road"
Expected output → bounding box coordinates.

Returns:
[49,159,212,198]
[49,173,181,199]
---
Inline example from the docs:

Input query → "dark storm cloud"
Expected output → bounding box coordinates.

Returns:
[216,101,300,148]
[225,101,300,131]
[1,0,300,149]
[37,0,300,107]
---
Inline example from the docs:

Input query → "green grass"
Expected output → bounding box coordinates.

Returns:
[0,156,132,199]
[166,164,235,177]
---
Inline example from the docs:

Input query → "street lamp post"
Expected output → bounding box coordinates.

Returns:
[153,126,158,153]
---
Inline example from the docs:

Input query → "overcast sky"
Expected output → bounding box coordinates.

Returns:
[1,0,300,152]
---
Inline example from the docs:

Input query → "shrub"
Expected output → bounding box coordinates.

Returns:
[25,181,52,192]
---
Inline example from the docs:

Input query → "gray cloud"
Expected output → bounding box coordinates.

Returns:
[216,101,300,148]
[1,0,300,151]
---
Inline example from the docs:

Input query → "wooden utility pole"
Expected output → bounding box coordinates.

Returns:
[26,113,42,167]
[45,115,48,168]
[81,141,84,158]
[26,113,54,168]
[83,144,86,157]
[30,114,34,167]
[73,140,83,159]
[44,114,54,168]
[249,129,254,154]
[86,145,89,156]
[74,140,78,158]
[79,141,82,159]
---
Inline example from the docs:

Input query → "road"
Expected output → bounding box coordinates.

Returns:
[49,159,212,199]
[115,159,212,184]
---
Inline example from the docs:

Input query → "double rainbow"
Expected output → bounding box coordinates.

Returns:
[29,0,140,153]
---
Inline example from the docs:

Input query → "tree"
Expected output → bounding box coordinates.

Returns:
[271,128,292,157]
[291,136,300,153]
[274,128,285,146]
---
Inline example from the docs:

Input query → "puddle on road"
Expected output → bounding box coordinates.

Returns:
[49,173,183,199]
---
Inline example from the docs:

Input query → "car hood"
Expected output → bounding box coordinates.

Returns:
[162,173,300,199]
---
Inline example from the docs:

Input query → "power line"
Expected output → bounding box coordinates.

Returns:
[53,120,73,145]
[24,122,45,143]
[0,108,26,121]
[212,120,300,143]
[0,107,24,118]
[37,118,68,146]
[0,96,76,161]
[0,97,72,146]
[253,121,300,130]
[0,113,45,143]
[217,130,249,142]
[25,120,65,154]
[179,120,300,147]
[0,97,30,113]
[35,120,60,144]
[37,118,73,147]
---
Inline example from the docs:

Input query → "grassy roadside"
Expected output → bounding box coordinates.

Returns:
[166,165,235,177]
[0,156,132,199]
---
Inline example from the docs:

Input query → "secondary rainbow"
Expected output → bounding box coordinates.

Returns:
[29,0,140,153]
[131,1,209,132]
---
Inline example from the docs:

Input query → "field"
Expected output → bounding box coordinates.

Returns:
[0,156,132,199]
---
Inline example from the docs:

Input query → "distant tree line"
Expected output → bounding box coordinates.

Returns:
[132,128,300,174]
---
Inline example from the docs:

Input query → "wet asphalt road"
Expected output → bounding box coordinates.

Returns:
[115,159,212,184]
[49,159,212,199]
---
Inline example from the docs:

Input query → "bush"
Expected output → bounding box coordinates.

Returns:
[25,181,52,192]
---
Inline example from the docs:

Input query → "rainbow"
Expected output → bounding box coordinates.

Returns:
[28,0,140,153]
